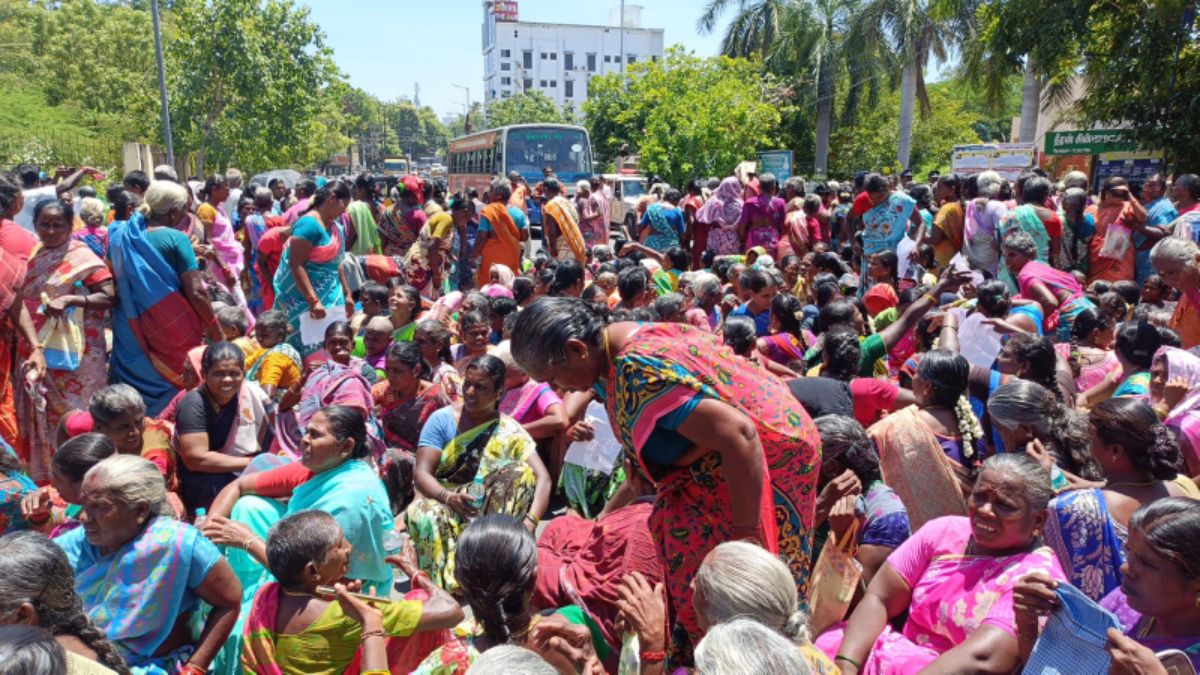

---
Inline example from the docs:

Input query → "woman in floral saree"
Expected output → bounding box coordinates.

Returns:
[405,355,551,592]
[510,298,821,666]
[19,200,114,474]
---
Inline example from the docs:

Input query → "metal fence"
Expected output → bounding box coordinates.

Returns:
[0,131,124,174]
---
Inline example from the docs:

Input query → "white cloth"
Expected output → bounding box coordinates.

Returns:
[15,185,56,230]
[221,187,243,225]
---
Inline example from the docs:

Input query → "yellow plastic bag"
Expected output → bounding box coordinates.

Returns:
[807,521,863,636]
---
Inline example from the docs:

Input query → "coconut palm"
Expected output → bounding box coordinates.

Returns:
[697,0,794,59]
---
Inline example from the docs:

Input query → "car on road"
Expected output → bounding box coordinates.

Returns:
[603,173,648,235]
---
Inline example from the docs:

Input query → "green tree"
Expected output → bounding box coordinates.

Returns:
[697,0,791,58]
[167,0,344,172]
[484,91,567,128]
[584,47,786,186]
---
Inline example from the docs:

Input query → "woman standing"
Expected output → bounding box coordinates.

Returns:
[273,182,352,357]
[377,175,426,257]
[1153,346,1200,480]
[996,176,1061,292]
[1002,230,1096,341]
[1151,236,1200,349]
[1088,177,1145,285]
[510,298,821,664]
[346,173,381,256]
[196,175,249,316]
[109,181,218,417]
[928,174,964,271]
[695,177,744,256]
[859,173,925,291]
[17,200,113,473]
[402,211,454,297]
[474,179,528,289]
[963,171,1008,276]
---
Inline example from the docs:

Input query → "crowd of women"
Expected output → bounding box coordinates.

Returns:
[0,159,1198,674]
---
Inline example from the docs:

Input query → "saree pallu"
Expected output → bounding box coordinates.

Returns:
[1088,204,1136,284]
[346,200,382,256]
[705,224,741,256]
[604,324,820,664]
[245,343,303,396]
[1043,487,1126,601]
[0,248,25,458]
[274,361,379,460]
[997,205,1051,293]
[58,517,220,670]
[643,203,681,252]
[72,225,109,259]
[963,201,1001,275]
[273,217,344,357]
[1170,289,1200,349]
[476,203,522,289]
[242,582,443,675]
[867,406,970,531]
[374,381,450,512]
[402,212,453,295]
[377,206,421,257]
[19,240,111,435]
[403,414,537,591]
[1055,295,1097,343]
[544,196,586,263]
[109,215,206,416]
[760,332,811,367]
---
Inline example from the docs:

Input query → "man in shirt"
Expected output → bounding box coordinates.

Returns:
[1133,174,1178,283]
[728,268,776,336]
[13,163,98,230]
[1170,173,1200,243]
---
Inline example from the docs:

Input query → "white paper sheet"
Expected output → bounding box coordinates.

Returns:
[563,402,623,474]
[299,303,347,347]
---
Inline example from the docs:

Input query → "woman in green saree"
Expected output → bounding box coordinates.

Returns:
[404,354,552,591]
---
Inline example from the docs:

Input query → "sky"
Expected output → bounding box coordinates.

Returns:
[302,0,730,120]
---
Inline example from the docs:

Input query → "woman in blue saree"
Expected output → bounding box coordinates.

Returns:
[273,181,353,358]
[108,182,221,416]
[199,405,394,675]
[860,173,924,295]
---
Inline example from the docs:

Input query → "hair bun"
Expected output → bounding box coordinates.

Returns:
[1147,423,1184,480]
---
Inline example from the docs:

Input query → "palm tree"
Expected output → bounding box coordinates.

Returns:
[851,0,975,168]
[697,0,793,59]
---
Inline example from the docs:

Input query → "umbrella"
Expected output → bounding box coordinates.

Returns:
[248,169,303,189]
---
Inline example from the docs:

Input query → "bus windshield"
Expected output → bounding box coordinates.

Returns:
[383,159,407,175]
[504,127,591,182]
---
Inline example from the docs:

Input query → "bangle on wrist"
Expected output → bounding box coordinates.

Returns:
[437,489,449,503]
[30,344,44,351]
[361,628,386,640]
[922,292,938,305]
[524,512,539,527]
[835,655,862,670]
[639,650,666,663]
[241,536,255,551]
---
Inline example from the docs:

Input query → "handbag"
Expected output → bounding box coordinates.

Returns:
[38,303,84,372]
[807,520,863,636]
[1023,582,1122,674]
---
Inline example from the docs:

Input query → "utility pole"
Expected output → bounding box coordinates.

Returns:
[619,0,626,77]
[151,0,174,167]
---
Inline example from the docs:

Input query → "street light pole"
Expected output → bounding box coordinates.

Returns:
[619,0,625,77]
[150,0,174,167]
[452,82,472,129]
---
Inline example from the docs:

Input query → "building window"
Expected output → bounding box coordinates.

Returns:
[550,80,557,87]
[501,77,511,85]
[550,52,557,60]
[565,80,574,98]
[540,51,547,59]
[604,55,611,63]
[500,49,510,57]
[587,53,597,71]
[524,78,532,91]
[500,62,510,71]
[652,55,659,62]
[523,50,533,68]
[564,52,574,70]
[502,91,510,98]
[627,55,636,64]
[539,79,547,87]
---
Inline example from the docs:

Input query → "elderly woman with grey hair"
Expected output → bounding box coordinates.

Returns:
[684,271,723,331]
[1002,229,1095,341]
[963,170,1009,275]
[55,455,241,673]
[73,196,110,258]
[695,620,813,675]
[510,297,820,664]
[1151,236,1200,348]
[1058,186,1095,271]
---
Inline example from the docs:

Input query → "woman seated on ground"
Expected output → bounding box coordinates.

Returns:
[1014,497,1200,672]
[813,415,911,588]
[243,309,301,400]
[722,316,795,377]
[1079,320,1164,406]
[868,349,984,531]
[56,455,241,673]
[0,531,130,674]
[241,510,461,674]
[1001,229,1096,341]
[18,434,116,537]
[695,620,813,675]
[386,281,422,342]
[757,293,817,367]
[372,342,451,513]
[1042,397,1196,601]
[493,341,570,479]
[973,278,1042,336]
[413,319,462,401]
[685,271,723,331]
[175,342,273,513]
[974,332,1076,408]
[413,515,605,675]
[1154,346,1200,481]
[788,327,914,428]
[405,355,551,591]
[452,310,493,376]
[986,380,1100,479]
[818,453,1064,675]
[0,443,44,537]
[1054,306,1119,393]
[354,316,393,379]
[533,455,663,658]
[276,322,378,459]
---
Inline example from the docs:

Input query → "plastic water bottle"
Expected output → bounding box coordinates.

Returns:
[467,473,486,512]
[617,632,641,675]
[193,508,208,530]
[382,528,411,589]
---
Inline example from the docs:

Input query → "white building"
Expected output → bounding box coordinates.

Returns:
[481,1,664,109]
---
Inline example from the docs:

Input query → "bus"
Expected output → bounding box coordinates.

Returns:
[382,157,410,176]
[447,124,594,198]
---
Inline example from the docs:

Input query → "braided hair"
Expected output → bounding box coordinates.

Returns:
[0,532,130,674]
[454,515,539,644]
[1004,333,1063,401]
[918,350,983,470]
[1066,306,1114,379]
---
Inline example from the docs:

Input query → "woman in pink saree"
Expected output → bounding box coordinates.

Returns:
[817,453,1065,675]
[1153,346,1200,481]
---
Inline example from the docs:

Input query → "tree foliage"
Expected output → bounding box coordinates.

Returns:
[484,91,571,128]
[584,47,786,185]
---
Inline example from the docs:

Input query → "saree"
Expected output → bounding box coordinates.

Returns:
[861,193,916,286]
[56,517,221,671]
[932,201,964,270]
[544,195,586,263]
[109,214,206,416]
[377,205,424,257]
[867,406,970,531]
[476,203,522,289]
[1088,203,1136,284]
[403,413,537,590]
[245,343,302,396]
[0,247,24,457]
[1055,343,1120,393]
[643,203,681,252]
[997,205,1052,293]
[605,323,820,663]
[72,224,109,259]
[696,177,744,256]
[402,212,453,295]
[963,199,1005,275]
[274,360,378,460]
[374,381,450,452]
[1170,289,1200,349]
[1016,260,1091,342]
[760,332,811,366]
[1161,348,1200,474]
[241,582,443,675]
[740,195,785,253]
[273,215,344,357]
[346,200,381,256]
[1042,487,1126,601]
[815,516,1066,675]
[19,240,111,434]
[1102,589,1200,670]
